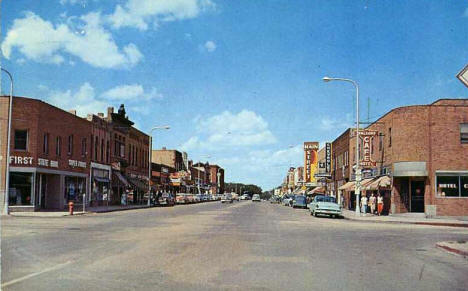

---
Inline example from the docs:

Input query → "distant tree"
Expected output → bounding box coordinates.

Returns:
[225,182,262,196]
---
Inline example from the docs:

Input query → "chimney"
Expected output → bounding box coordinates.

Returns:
[162,147,167,150]
[68,110,77,115]
[107,107,114,118]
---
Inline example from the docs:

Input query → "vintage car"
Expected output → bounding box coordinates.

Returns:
[158,193,175,206]
[308,195,342,218]
[292,195,307,209]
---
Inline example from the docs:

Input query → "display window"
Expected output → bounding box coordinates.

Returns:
[436,174,468,198]
[9,172,33,205]
[64,176,86,202]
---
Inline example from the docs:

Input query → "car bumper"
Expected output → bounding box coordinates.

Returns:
[315,209,342,216]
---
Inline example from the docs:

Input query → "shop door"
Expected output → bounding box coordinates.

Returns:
[410,180,425,213]
[40,175,47,209]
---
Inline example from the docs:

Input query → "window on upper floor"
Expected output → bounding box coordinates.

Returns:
[81,138,87,156]
[388,127,392,147]
[68,135,73,155]
[43,133,49,155]
[14,130,28,151]
[56,136,61,157]
[461,124,468,144]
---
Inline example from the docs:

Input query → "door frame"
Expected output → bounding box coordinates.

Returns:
[409,177,425,213]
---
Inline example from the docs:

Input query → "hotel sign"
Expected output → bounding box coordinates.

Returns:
[325,142,332,174]
[360,130,377,168]
[304,142,319,184]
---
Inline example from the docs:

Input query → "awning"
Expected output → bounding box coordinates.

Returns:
[360,178,375,188]
[128,177,148,192]
[94,177,110,183]
[339,181,355,191]
[309,187,326,195]
[365,175,391,190]
[393,162,427,177]
[113,171,129,186]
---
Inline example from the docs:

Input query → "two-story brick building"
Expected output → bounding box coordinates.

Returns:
[1,96,91,211]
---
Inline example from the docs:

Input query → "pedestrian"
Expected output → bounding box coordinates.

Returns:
[360,195,368,215]
[369,193,376,215]
[377,193,384,216]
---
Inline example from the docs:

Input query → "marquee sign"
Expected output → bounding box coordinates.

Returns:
[325,142,332,173]
[304,142,319,184]
[359,130,377,168]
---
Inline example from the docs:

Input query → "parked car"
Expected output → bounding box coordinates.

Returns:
[221,193,233,203]
[282,196,292,206]
[176,194,187,204]
[159,193,175,206]
[252,194,261,202]
[292,195,307,209]
[308,195,342,218]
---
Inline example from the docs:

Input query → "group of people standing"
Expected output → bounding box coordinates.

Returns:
[360,193,384,216]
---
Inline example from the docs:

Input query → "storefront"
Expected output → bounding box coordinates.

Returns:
[90,162,111,206]
[9,166,89,212]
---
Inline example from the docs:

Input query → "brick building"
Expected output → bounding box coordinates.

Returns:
[208,164,225,194]
[87,113,112,206]
[106,105,149,205]
[152,148,189,192]
[362,99,468,216]
[0,96,91,211]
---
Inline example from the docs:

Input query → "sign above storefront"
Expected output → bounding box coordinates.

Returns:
[359,130,377,168]
[9,156,33,165]
[325,142,332,173]
[38,158,59,168]
[304,142,319,184]
[69,159,87,168]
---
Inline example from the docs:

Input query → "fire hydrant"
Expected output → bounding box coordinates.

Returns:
[68,201,74,215]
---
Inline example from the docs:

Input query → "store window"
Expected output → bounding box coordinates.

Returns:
[14,130,28,150]
[64,176,86,203]
[9,172,33,205]
[461,176,468,197]
[436,174,468,198]
[388,127,392,147]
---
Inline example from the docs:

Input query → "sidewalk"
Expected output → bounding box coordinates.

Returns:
[341,209,468,227]
[10,204,152,217]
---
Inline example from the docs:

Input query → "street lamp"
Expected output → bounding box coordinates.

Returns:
[148,125,170,206]
[323,76,361,216]
[2,68,13,215]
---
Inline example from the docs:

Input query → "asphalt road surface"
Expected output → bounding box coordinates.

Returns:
[2,201,468,291]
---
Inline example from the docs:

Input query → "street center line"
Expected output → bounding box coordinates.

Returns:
[2,261,73,288]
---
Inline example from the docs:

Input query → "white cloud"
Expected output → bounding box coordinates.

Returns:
[101,84,163,101]
[47,82,108,117]
[319,114,353,131]
[107,0,215,30]
[1,11,143,68]
[42,82,164,117]
[180,110,277,151]
[204,40,216,52]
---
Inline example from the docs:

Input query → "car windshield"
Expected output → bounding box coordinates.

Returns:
[316,196,336,203]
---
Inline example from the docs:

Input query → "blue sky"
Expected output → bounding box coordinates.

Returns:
[2,0,468,190]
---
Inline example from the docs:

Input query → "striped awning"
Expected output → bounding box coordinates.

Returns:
[365,176,391,190]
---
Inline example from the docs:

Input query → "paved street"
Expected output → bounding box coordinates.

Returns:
[2,201,468,291]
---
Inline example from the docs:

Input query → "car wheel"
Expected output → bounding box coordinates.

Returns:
[310,210,313,216]
[314,211,318,217]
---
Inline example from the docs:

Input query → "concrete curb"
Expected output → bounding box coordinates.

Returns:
[436,243,468,258]
[89,205,152,213]
[342,216,468,228]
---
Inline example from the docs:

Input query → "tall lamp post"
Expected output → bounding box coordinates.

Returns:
[2,68,13,215]
[147,125,170,206]
[323,76,361,216]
